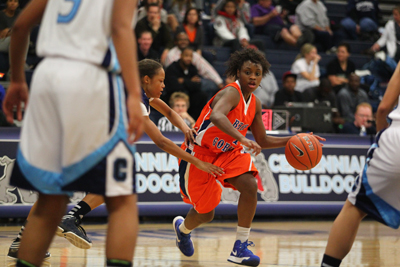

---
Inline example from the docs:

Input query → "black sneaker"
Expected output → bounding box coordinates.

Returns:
[56,216,92,249]
[7,239,51,259]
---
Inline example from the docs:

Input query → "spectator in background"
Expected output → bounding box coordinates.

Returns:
[252,71,279,108]
[341,102,376,135]
[303,78,337,107]
[137,30,159,60]
[176,8,204,55]
[213,0,263,53]
[291,43,320,93]
[212,0,253,37]
[303,78,345,130]
[137,0,169,24]
[371,5,400,68]
[135,3,174,64]
[274,71,302,106]
[295,0,338,52]
[168,0,196,30]
[158,92,196,131]
[0,0,20,52]
[337,73,370,123]
[326,42,356,94]
[164,48,208,118]
[165,32,224,99]
[251,0,308,47]
[341,0,380,41]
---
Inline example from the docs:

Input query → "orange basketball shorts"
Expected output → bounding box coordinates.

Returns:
[178,145,259,214]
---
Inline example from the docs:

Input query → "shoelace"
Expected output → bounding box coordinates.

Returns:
[240,240,255,252]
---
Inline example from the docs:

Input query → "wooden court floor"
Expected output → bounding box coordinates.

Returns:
[1,220,400,267]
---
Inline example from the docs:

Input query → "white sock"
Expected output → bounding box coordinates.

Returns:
[236,226,250,242]
[179,220,192,234]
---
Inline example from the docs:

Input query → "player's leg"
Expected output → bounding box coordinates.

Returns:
[8,201,51,260]
[173,208,215,257]
[104,194,138,266]
[321,200,367,267]
[16,194,69,267]
[57,193,104,249]
[225,172,259,266]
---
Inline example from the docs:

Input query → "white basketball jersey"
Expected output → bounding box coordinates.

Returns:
[37,0,114,66]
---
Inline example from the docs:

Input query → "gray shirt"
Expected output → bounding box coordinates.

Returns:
[337,86,369,123]
[295,0,329,31]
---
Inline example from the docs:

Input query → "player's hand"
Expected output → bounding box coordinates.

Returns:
[240,137,261,156]
[309,132,326,146]
[196,161,224,177]
[126,94,144,144]
[184,128,196,145]
[3,81,29,124]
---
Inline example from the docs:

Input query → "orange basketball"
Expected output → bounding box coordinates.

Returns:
[285,133,322,170]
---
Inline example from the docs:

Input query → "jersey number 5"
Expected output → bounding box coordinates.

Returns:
[57,0,82,23]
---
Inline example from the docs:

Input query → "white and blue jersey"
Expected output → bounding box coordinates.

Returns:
[10,0,137,197]
[349,101,400,229]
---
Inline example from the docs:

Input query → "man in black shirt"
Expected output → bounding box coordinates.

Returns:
[164,48,207,118]
[274,71,302,107]
[137,30,159,61]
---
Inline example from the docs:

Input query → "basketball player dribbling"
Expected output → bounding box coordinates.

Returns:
[173,48,325,266]
[321,61,400,267]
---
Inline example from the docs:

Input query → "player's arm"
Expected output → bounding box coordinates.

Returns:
[150,98,195,144]
[3,0,47,123]
[112,0,143,143]
[251,97,291,149]
[376,61,400,132]
[210,87,261,155]
[142,115,224,176]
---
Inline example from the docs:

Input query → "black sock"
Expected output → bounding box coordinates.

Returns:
[106,259,132,267]
[15,220,27,242]
[16,259,37,267]
[65,201,91,222]
[321,254,342,267]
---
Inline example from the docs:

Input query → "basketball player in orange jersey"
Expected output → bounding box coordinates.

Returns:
[173,48,325,266]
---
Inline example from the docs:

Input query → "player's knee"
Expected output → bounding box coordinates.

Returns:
[243,177,258,195]
[199,210,214,223]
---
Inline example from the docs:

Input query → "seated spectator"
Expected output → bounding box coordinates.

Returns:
[341,0,380,41]
[137,0,169,25]
[164,47,208,118]
[251,0,308,47]
[165,32,224,99]
[176,8,204,55]
[135,3,174,64]
[302,78,336,107]
[371,5,400,69]
[341,102,376,135]
[137,30,159,60]
[337,73,370,123]
[280,0,302,20]
[252,70,279,108]
[168,0,196,26]
[213,0,263,53]
[212,0,253,37]
[274,71,302,106]
[303,78,344,130]
[326,42,356,94]
[291,43,320,93]
[157,92,195,131]
[295,0,341,52]
[0,0,20,52]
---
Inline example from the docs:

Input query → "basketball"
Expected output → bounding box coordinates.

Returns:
[285,133,322,170]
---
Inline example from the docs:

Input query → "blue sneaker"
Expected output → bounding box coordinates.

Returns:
[173,216,194,257]
[227,240,260,266]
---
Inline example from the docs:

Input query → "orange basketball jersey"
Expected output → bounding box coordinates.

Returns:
[192,81,256,153]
